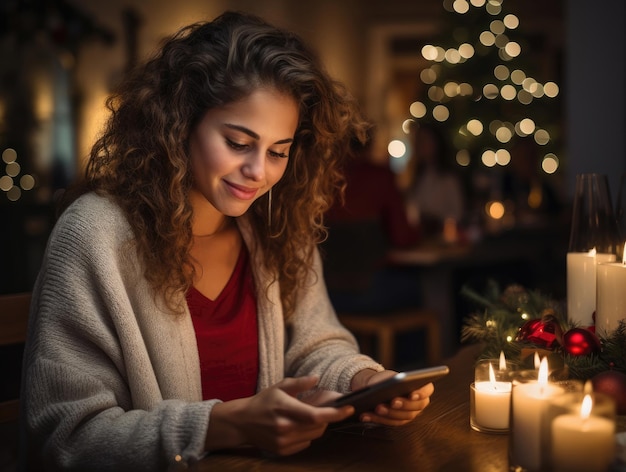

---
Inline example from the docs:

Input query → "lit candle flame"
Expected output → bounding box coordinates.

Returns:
[534,352,540,369]
[538,357,549,385]
[499,351,506,370]
[580,394,592,420]
[489,363,496,384]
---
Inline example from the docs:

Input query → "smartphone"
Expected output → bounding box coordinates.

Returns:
[324,365,449,418]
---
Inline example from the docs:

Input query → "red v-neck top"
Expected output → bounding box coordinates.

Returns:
[186,246,259,401]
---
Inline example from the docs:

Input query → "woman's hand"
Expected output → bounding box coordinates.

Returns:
[351,369,434,426]
[206,376,354,456]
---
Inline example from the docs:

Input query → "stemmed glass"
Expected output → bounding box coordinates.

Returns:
[568,173,620,254]
[615,173,626,259]
[567,173,620,327]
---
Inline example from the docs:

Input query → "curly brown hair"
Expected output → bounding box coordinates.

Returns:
[63,11,369,318]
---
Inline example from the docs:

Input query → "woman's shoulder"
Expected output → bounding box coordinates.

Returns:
[62,191,126,222]
[53,192,132,249]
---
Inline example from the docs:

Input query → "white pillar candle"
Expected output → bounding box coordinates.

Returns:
[551,395,616,472]
[596,245,626,335]
[567,250,615,326]
[474,381,512,430]
[511,358,564,471]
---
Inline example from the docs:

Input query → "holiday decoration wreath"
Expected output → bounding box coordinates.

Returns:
[461,280,626,414]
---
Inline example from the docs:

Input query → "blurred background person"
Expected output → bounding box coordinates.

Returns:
[502,138,565,226]
[323,131,422,314]
[404,123,465,241]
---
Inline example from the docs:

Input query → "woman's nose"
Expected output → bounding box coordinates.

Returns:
[241,151,265,182]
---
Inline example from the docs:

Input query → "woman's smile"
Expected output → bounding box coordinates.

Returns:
[223,180,260,200]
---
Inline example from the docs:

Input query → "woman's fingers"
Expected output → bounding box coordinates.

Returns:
[358,382,435,426]
[238,377,355,455]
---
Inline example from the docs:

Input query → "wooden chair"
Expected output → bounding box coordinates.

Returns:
[338,309,441,369]
[0,292,30,344]
[322,221,442,369]
[0,293,30,470]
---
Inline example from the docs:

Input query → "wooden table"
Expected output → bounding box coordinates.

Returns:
[387,224,569,358]
[192,344,626,471]
[188,346,487,471]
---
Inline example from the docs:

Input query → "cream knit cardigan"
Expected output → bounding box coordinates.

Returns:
[19,193,382,471]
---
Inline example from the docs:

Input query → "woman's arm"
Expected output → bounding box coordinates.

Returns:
[283,249,385,392]
[20,195,211,470]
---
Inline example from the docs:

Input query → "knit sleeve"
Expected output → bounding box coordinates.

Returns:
[283,248,384,393]
[20,194,213,471]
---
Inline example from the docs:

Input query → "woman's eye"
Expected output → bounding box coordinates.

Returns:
[226,138,288,158]
[226,139,247,151]
[269,150,289,159]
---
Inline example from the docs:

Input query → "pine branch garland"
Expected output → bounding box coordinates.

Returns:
[461,281,626,380]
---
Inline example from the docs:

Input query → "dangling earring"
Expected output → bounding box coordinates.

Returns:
[268,188,272,229]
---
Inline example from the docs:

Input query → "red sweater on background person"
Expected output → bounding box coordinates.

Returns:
[323,146,422,314]
[326,158,420,249]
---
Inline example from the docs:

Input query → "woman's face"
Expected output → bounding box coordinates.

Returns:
[189,87,299,217]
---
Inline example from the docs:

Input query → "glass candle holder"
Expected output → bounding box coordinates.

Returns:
[567,173,620,327]
[548,391,616,472]
[470,382,511,434]
[470,357,515,433]
[474,357,516,382]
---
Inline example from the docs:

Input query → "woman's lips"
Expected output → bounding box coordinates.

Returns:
[224,180,259,200]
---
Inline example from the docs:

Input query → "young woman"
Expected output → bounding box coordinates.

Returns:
[19,11,434,470]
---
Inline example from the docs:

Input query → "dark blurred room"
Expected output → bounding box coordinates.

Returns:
[0,0,624,361]
[1,2,626,471]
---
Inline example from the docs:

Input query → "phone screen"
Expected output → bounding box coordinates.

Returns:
[325,365,449,417]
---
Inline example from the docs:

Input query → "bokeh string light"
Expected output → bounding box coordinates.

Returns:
[403,0,562,177]
[1,148,36,202]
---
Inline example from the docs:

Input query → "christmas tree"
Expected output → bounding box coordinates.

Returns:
[404,0,562,179]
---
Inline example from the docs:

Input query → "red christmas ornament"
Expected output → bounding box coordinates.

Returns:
[562,328,601,356]
[516,318,560,348]
[540,310,564,346]
[592,370,626,415]
[517,319,541,339]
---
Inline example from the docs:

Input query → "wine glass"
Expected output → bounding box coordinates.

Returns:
[615,173,626,258]
[568,173,620,254]
[567,173,620,327]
